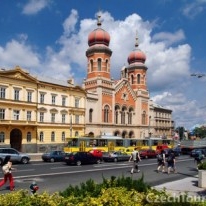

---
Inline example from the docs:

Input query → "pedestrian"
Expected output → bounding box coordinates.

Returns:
[157,150,166,173]
[167,151,176,174]
[30,181,39,195]
[194,151,203,169]
[0,155,15,191]
[129,147,141,174]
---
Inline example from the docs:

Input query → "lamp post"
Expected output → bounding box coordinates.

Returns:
[148,115,152,149]
[191,73,206,78]
[70,115,72,138]
[148,115,152,137]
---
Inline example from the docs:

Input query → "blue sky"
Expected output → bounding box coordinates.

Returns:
[0,0,206,130]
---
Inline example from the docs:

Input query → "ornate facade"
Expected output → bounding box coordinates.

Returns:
[83,16,173,139]
[0,66,86,152]
[83,16,151,138]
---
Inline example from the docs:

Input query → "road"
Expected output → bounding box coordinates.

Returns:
[0,155,197,194]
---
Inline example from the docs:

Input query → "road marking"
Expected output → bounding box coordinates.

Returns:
[94,163,128,167]
[13,169,35,173]
[13,158,194,180]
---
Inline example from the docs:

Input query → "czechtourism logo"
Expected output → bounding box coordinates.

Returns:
[146,193,206,203]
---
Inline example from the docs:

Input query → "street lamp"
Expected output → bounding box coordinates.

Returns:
[148,115,152,137]
[191,73,206,78]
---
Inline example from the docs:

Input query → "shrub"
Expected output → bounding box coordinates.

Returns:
[198,161,206,170]
[59,174,150,198]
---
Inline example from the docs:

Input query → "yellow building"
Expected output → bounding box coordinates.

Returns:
[149,100,174,139]
[0,66,86,153]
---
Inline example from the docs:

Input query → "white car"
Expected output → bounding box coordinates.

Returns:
[0,148,30,165]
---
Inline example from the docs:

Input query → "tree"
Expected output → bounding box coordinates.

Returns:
[193,126,206,139]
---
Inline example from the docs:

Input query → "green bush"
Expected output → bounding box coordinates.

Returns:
[59,174,150,198]
[0,176,203,205]
[198,161,206,170]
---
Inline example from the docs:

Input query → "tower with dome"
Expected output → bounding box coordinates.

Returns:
[82,15,151,138]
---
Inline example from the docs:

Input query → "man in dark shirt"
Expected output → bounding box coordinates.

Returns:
[167,151,176,174]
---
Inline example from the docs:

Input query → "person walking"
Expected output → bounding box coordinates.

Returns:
[167,151,176,174]
[129,147,141,174]
[157,150,166,173]
[194,151,204,169]
[0,155,15,191]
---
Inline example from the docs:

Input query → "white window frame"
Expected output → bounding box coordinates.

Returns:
[0,87,6,99]
[27,111,32,121]
[13,110,20,120]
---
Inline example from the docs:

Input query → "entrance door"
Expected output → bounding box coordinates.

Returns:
[79,140,86,152]
[10,129,22,152]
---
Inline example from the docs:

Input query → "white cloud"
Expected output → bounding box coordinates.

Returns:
[152,30,185,47]
[182,0,206,18]
[0,40,40,68]
[22,0,51,15]
[151,92,206,129]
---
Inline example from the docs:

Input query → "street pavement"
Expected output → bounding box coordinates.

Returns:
[153,174,206,197]
[29,153,206,197]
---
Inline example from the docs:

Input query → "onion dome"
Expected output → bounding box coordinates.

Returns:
[88,15,110,47]
[127,35,146,64]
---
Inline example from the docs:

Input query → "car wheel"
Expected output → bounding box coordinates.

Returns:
[145,156,148,159]
[50,158,55,163]
[76,161,81,166]
[21,157,29,164]
[114,158,118,162]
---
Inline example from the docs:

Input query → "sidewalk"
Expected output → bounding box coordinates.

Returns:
[153,175,206,197]
[28,153,42,161]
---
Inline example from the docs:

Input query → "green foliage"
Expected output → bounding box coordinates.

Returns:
[198,161,206,170]
[193,126,206,139]
[0,182,204,205]
[59,174,150,198]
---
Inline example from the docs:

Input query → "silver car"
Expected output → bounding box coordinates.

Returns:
[0,148,30,165]
[102,151,130,162]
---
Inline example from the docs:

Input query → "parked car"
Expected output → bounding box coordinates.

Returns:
[42,150,66,162]
[139,149,157,159]
[64,152,102,166]
[102,151,130,162]
[172,147,182,156]
[88,149,104,158]
[190,149,206,158]
[156,145,169,154]
[162,148,180,157]
[0,148,30,165]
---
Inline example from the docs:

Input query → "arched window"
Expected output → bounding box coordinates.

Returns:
[131,75,134,84]
[115,110,118,124]
[75,131,79,137]
[51,131,55,142]
[128,108,133,124]
[137,74,141,84]
[106,59,108,71]
[121,107,126,124]
[104,105,109,123]
[90,60,93,72]
[0,132,5,143]
[89,108,93,123]
[40,131,44,142]
[62,132,65,142]
[27,132,32,142]
[98,58,101,71]
[114,105,120,124]
[142,111,146,125]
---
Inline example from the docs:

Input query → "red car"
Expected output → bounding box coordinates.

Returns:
[88,149,104,158]
[139,149,157,159]
[156,145,169,154]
